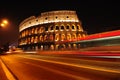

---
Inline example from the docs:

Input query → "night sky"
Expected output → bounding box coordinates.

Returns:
[0,0,120,45]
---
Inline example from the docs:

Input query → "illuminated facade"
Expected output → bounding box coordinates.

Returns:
[19,10,87,50]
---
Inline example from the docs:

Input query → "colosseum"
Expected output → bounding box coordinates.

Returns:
[19,10,87,51]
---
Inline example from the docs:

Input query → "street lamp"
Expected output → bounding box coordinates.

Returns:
[0,19,9,28]
[0,19,9,53]
[0,23,5,27]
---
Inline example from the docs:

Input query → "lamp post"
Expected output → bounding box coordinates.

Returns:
[0,19,9,53]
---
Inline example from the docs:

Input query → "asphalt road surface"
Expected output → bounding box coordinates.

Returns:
[0,53,120,80]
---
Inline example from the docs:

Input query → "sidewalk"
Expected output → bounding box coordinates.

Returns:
[0,58,8,80]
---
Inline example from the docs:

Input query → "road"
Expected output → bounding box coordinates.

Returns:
[0,53,120,80]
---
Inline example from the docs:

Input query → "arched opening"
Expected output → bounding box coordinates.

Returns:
[28,37,31,44]
[44,45,49,50]
[34,36,38,43]
[55,25,59,31]
[55,45,59,50]
[41,45,43,50]
[78,34,81,39]
[31,37,34,43]
[72,33,76,40]
[44,35,48,41]
[77,25,83,31]
[61,44,66,50]
[73,44,77,49]
[66,24,70,31]
[35,27,38,34]
[28,29,31,35]
[50,34,54,41]
[49,25,54,32]
[72,24,76,31]
[60,24,65,31]
[39,35,43,42]
[61,34,65,41]
[50,45,54,50]
[32,28,34,34]
[61,26,64,31]
[55,34,59,41]
[25,30,28,36]
[45,27,48,32]
[67,33,71,41]
[40,27,44,33]
[68,44,71,49]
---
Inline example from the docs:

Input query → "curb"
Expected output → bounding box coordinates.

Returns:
[0,58,17,80]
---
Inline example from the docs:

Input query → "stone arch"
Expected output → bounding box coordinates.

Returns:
[40,45,43,50]
[25,30,28,36]
[50,45,54,50]
[50,34,54,41]
[77,24,83,31]
[44,45,49,50]
[35,27,38,34]
[48,25,54,32]
[39,35,43,41]
[28,37,31,44]
[31,36,34,43]
[44,35,48,41]
[55,25,59,31]
[72,33,76,40]
[34,36,38,43]
[60,24,65,31]
[28,29,31,35]
[67,33,71,40]
[55,44,59,50]
[78,34,82,39]
[61,33,66,41]
[71,24,76,31]
[73,43,77,49]
[39,27,44,33]
[32,28,35,34]
[55,34,59,41]
[68,44,71,49]
[61,44,66,50]
[66,24,71,31]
